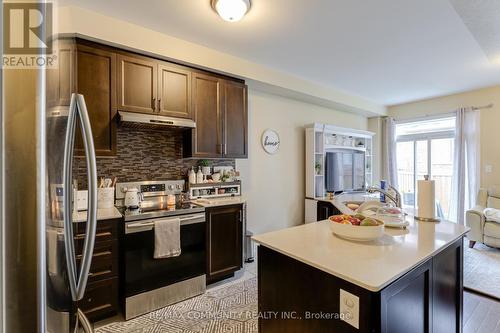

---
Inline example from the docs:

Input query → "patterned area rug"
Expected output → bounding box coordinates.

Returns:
[97,277,258,333]
[464,239,500,299]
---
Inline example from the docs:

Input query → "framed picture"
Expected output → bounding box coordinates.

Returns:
[261,129,280,154]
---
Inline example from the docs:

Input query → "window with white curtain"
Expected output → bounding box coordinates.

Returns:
[395,116,456,220]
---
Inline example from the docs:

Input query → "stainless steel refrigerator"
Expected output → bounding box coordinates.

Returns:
[2,36,98,332]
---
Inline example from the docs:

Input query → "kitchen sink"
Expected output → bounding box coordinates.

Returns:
[343,200,385,215]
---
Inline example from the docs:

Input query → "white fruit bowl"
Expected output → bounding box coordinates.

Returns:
[329,217,385,241]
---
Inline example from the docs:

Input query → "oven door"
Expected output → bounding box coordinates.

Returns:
[123,214,206,297]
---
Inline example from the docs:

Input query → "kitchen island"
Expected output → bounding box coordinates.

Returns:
[253,218,469,333]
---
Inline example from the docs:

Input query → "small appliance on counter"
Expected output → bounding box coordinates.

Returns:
[188,181,241,200]
[123,188,143,209]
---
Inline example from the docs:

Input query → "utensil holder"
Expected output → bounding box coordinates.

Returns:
[98,187,115,209]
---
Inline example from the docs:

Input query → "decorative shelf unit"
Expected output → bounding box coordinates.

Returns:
[305,123,375,199]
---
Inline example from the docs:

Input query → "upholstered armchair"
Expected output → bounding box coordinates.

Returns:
[466,187,500,248]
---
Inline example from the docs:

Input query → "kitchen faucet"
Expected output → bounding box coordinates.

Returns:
[367,185,402,209]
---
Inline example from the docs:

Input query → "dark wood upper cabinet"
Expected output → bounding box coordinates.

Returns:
[184,76,248,159]
[206,204,243,283]
[223,80,248,158]
[158,64,192,118]
[117,54,157,114]
[189,72,224,157]
[75,44,117,157]
[54,38,247,158]
[46,39,75,110]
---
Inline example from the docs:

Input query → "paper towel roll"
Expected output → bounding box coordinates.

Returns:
[417,179,436,219]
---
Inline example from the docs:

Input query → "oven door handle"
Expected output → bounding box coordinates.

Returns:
[126,214,206,229]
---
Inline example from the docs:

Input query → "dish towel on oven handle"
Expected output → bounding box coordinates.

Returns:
[154,218,181,259]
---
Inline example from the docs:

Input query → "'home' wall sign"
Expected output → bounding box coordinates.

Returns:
[261,129,280,154]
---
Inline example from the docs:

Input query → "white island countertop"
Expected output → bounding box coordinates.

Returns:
[252,218,469,291]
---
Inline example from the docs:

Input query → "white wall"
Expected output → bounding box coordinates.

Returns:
[237,88,368,234]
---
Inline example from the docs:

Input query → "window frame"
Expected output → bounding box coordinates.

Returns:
[395,116,456,218]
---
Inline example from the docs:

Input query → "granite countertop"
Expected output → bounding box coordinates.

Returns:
[252,217,469,291]
[73,207,123,223]
[192,196,246,208]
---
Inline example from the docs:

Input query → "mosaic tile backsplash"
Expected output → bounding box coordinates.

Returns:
[74,125,235,189]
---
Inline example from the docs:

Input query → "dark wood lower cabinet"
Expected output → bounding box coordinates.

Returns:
[258,238,464,333]
[317,201,342,221]
[74,218,121,323]
[206,204,243,283]
[76,277,119,322]
[432,237,463,333]
[380,260,432,333]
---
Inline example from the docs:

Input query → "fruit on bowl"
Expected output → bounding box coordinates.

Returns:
[361,217,380,226]
[329,214,384,241]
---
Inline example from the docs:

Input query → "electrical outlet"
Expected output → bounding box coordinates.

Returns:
[485,164,493,173]
[340,289,359,329]
[76,190,88,211]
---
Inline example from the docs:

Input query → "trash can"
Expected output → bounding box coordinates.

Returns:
[244,230,254,263]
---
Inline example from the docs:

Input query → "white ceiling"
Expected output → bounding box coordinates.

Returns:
[61,0,500,106]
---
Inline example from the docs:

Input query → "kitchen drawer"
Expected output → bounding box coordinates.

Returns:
[74,219,119,253]
[77,277,119,323]
[76,239,118,283]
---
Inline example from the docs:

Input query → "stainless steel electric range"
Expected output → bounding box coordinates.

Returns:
[115,180,206,320]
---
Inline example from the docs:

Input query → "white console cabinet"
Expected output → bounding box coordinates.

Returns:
[305,123,374,200]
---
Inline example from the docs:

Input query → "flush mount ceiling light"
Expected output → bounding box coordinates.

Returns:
[211,0,251,22]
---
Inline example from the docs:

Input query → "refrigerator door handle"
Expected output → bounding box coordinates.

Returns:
[74,309,94,333]
[74,94,98,300]
[63,94,79,301]
[62,94,98,302]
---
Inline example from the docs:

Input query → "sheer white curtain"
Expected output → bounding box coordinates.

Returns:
[450,108,480,224]
[382,117,398,188]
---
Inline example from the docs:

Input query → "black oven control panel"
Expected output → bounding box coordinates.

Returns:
[141,184,165,193]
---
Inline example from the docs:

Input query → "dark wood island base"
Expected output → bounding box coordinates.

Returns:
[258,237,464,333]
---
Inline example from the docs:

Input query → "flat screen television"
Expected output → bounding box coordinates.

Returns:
[325,150,365,193]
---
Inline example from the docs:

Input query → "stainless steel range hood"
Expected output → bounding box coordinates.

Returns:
[119,111,196,129]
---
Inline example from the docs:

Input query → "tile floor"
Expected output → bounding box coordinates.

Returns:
[96,260,258,333]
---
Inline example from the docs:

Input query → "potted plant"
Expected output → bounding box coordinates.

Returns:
[198,159,211,175]
[315,162,322,175]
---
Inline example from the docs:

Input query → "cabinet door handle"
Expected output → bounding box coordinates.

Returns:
[152,98,156,111]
